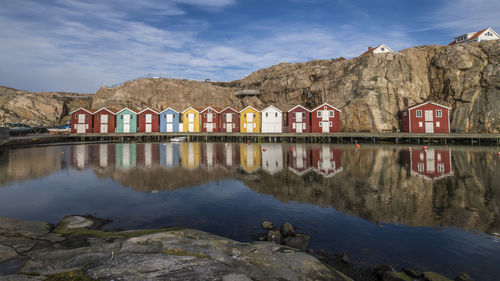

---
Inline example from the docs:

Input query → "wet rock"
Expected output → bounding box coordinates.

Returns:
[267,230,281,244]
[0,244,19,263]
[284,234,310,251]
[261,221,274,230]
[424,271,453,281]
[0,275,45,281]
[251,232,267,241]
[58,216,94,230]
[372,264,396,278]
[340,252,350,264]
[280,222,295,237]
[0,236,35,253]
[383,271,412,281]
[454,272,474,281]
[0,217,51,239]
[222,274,253,281]
[403,267,424,278]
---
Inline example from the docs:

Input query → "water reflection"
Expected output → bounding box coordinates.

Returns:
[1,143,499,236]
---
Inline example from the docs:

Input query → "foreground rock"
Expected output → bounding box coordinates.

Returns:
[0,216,350,281]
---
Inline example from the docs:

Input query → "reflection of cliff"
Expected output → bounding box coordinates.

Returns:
[0,146,67,185]
[243,147,500,235]
[94,166,235,192]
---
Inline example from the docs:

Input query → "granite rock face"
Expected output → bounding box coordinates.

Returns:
[1,40,499,132]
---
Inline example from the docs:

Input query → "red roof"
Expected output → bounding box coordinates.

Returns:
[95,107,119,114]
[402,101,451,111]
[360,46,375,56]
[449,28,487,45]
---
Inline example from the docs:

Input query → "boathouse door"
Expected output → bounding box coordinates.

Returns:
[226,114,233,132]
[322,121,329,133]
[123,114,131,133]
[206,123,213,132]
[226,123,232,132]
[425,110,434,133]
[296,123,303,133]
[166,123,173,132]
[101,114,108,133]
[76,124,85,134]
[247,113,254,133]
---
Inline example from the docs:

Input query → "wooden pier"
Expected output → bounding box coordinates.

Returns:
[3,132,499,147]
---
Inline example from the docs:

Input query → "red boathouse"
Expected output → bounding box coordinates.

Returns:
[93,108,117,134]
[405,148,452,180]
[219,107,240,133]
[401,102,450,134]
[287,105,311,133]
[70,108,94,134]
[201,107,221,133]
[137,108,160,133]
[310,103,341,133]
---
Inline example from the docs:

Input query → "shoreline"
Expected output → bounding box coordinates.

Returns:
[0,215,471,281]
[2,131,500,148]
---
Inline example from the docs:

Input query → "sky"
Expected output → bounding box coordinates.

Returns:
[0,0,498,93]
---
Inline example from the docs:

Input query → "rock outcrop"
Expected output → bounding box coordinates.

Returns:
[0,216,349,281]
[0,86,92,127]
[1,40,499,132]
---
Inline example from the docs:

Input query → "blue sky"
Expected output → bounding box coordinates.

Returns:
[0,0,498,93]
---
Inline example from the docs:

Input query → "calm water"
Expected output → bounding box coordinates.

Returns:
[0,142,499,280]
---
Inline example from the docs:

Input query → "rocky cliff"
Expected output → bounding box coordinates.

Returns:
[0,86,92,126]
[1,40,499,132]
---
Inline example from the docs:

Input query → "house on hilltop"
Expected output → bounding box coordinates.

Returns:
[449,27,499,45]
[360,44,393,56]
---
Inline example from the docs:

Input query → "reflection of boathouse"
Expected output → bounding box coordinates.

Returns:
[181,143,201,170]
[159,143,180,169]
[240,143,261,173]
[405,148,452,180]
[137,143,159,168]
[115,143,137,170]
[311,145,342,177]
[71,145,90,170]
[91,144,115,169]
[201,142,220,170]
[222,143,240,168]
[261,143,283,175]
[288,144,311,176]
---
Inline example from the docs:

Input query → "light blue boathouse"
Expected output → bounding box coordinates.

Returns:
[159,108,180,132]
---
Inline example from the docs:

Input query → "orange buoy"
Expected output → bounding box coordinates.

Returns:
[61,152,64,154]
[408,147,411,150]
[497,152,500,156]
[356,144,360,149]
[423,146,428,150]
[247,141,251,145]
[289,147,294,152]
[262,148,267,152]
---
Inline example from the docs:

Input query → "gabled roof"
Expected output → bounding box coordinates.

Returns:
[137,107,160,114]
[239,105,261,113]
[287,104,311,112]
[449,28,499,45]
[262,105,282,112]
[159,107,179,114]
[69,108,96,114]
[311,103,342,112]
[360,44,393,56]
[94,107,118,114]
[116,107,139,114]
[220,106,239,113]
[200,106,222,113]
[402,101,451,111]
[182,106,203,114]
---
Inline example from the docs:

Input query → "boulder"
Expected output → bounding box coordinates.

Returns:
[284,234,310,251]
[403,267,424,278]
[267,230,282,244]
[424,271,453,281]
[280,222,295,237]
[261,221,274,230]
[0,244,19,263]
[454,272,474,281]
[340,252,350,264]
[383,271,412,281]
[372,264,396,278]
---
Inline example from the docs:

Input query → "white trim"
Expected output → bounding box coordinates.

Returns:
[287,105,311,112]
[447,109,451,133]
[262,105,283,113]
[70,107,94,115]
[406,101,451,111]
[374,44,394,53]
[137,108,160,114]
[311,103,342,113]
[160,107,179,114]
[116,107,138,114]
[94,107,117,115]
[220,106,239,113]
[182,107,201,114]
[201,106,221,114]
[239,105,261,113]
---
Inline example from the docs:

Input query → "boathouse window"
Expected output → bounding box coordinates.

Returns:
[253,114,256,118]
[317,111,322,117]
[438,163,445,172]
[381,47,385,51]
[223,123,226,128]
[404,112,407,116]
[436,121,440,127]
[74,115,77,119]
[436,110,442,117]
[416,110,422,117]
[204,113,207,118]
[85,114,89,119]
[232,113,235,118]
[418,163,424,172]
[292,113,296,118]
[292,123,296,129]
[329,111,334,117]
[419,122,423,127]
[437,153,442,161]
[266,113,269,117]
[97,115,100,120]
[329,121,332,127]
[244,114,246,117]
[275,113,278,117]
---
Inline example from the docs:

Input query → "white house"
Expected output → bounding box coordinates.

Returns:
[261,105,283,133]
[361,44,393,56]
[449,27,499,45]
